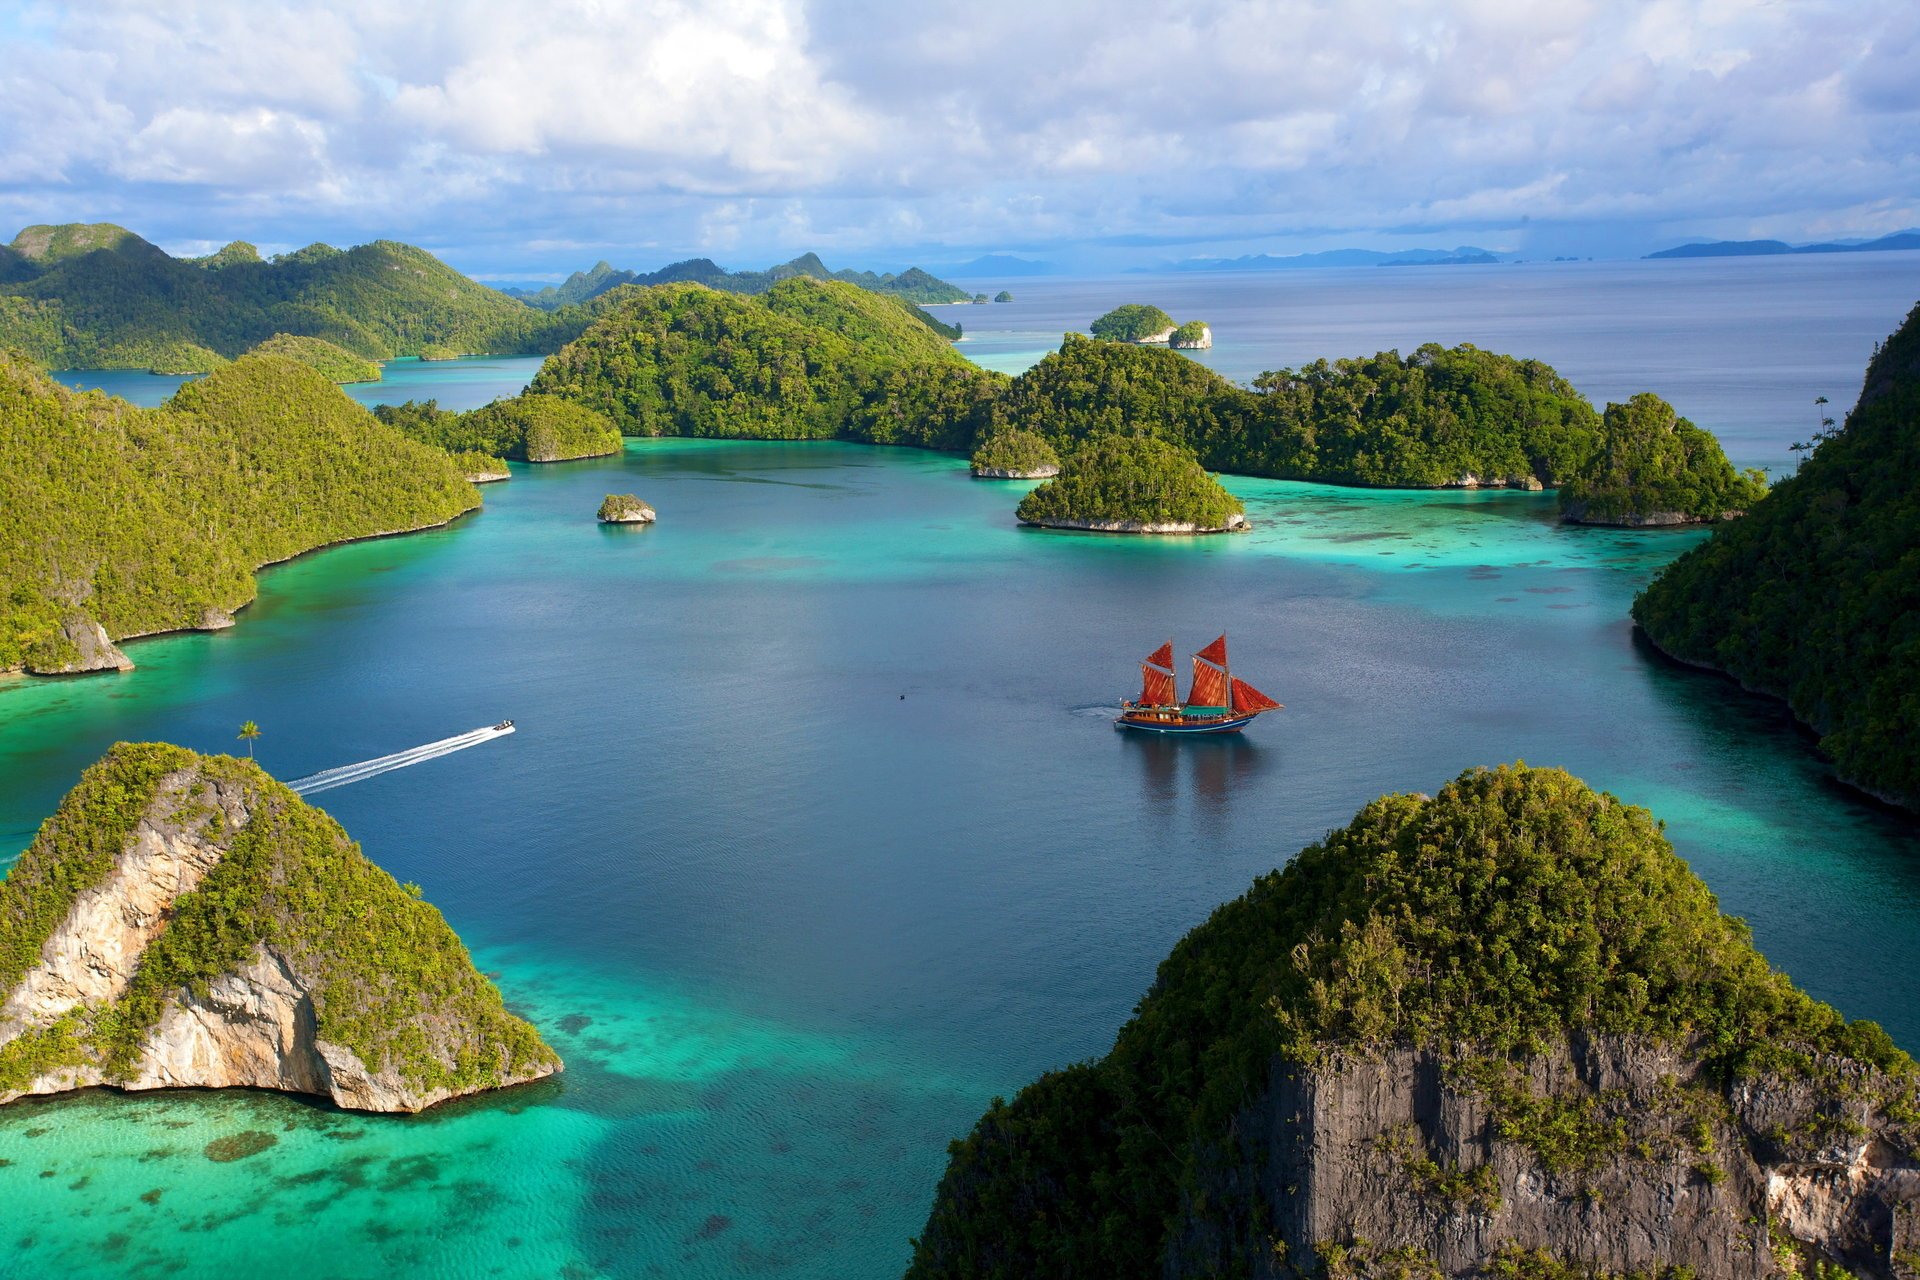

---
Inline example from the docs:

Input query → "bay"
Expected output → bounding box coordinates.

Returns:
[5,257,1920,1278]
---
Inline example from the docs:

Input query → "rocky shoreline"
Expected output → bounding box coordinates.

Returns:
[971,464,1060,479]
[1020,512,1250,534]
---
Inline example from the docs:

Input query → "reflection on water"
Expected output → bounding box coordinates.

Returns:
[1123,730,1267,813]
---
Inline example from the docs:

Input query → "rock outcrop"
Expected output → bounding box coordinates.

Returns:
[597,493,656,523]
[1563,502,1742,526]
[906,764,1920,1279]
[972,464,1060,479]
[0,744,559,1113]
[24,613,134,674]
[1445,472,1545,491]
[1170,322,1213,350]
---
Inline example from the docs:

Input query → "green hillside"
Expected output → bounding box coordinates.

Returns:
[0,223,598,371]
[529,279,1003,451]
[248,332,382,383]
[1635,301,1920,809]
[0,352,478,673]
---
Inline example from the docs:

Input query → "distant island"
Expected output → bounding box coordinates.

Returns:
[1016,434,1247,534]
[1167,244,1504,271]
[507,251,970,309]
[0,352,481,677]
[908,762,1918,1279]
[0,222,598,372]
[1559,393,1768,526]
[1635,301,1920,811]
[1646,230,1920,259]
[1089,304,1178,343]
[0,742,559,1112]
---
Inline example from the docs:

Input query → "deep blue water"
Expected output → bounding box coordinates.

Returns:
[5,258,1919,1278]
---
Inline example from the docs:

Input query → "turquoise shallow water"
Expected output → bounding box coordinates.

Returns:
[9,262,1920,1277]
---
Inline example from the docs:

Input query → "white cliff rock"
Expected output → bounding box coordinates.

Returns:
[0,746,559,1113]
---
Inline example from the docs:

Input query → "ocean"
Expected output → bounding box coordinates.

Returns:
[10,254,1920,1278]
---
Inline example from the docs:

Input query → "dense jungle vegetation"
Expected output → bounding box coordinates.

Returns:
[1559,393,1769,524]
[1635,302,1920,810]
[1016,434,1244,529]
[527,278,1005,450]
[0,352,477,672]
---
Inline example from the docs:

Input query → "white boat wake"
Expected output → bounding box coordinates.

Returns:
[287,724,515,796]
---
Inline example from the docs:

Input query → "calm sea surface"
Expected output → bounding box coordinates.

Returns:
[11,257,1920,1278]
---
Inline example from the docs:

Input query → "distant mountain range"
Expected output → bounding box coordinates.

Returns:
[1166,246,1503,271]
[507,252,970,309]
[1646,231,1920,259]
[932,254,1058,278]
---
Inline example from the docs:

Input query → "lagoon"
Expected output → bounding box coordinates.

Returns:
[9,257,1920,1278]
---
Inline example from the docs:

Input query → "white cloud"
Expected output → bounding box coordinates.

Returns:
[0,0,1912,269]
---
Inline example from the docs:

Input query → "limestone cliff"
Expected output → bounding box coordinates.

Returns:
[0,743,559,1113]
[907,765,1919,1279]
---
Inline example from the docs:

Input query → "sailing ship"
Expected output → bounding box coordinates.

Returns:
[1116,635,1282,734]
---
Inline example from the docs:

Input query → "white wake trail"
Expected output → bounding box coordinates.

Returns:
[287,725,515,796]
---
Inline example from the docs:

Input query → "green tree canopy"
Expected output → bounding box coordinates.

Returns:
[1634,301,1920,809]
[1089,303,1176,342]
[1559,392,1767,524]
[1016,433,1244,529]
[0,351,477,673]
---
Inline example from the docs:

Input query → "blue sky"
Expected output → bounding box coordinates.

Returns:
[1,0,1916,278]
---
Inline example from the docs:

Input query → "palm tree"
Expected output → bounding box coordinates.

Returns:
[237,720,261,758]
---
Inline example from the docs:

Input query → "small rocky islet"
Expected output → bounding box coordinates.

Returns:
[597,493,656,523]
[0,743,559,1114]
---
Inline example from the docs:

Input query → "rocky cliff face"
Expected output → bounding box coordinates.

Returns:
[0,744,558,1113]
[1158,1035,1917,1279]
[906,765,1920,1280]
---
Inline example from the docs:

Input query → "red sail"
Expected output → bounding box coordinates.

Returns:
[1145,641,1174,670]
[1189,658,1228,707]
[1231,676,1281,713]
[1140,664,1177,706]
[1195,634,1228,666]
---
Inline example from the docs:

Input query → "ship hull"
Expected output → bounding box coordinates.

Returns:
[1115,711,1260,735]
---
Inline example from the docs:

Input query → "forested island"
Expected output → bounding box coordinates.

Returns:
[0,222,602,371]
[376,394,623,463]
[969,428,1059,478]
[1089,303,1178,343]
[0,743,559,1112]
[908,763,1918,1279]
[0,352,479,676]
[508,251,970,308]
[1559,393,1768,525]
[986,334,1602,489]
[528,277,1004,449]
[1635,302,1920,810]
[1015,434,1247,533]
